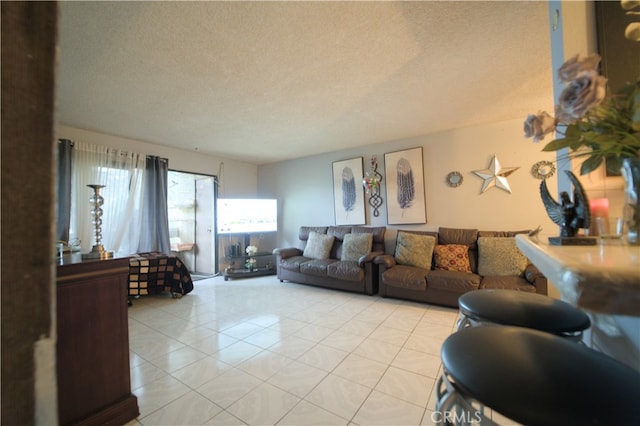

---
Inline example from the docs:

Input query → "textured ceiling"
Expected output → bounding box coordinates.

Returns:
[56,1,553,165]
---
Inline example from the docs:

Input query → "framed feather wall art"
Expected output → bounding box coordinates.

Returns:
[332,157,366,225]
[384,147,427,225]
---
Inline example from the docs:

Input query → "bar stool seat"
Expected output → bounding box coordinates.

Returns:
[456,289,590,340]
[436,326,640,425]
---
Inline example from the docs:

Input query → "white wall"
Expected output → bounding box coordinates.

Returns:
[56,125,258,197]
[259,118,559,253]
[60,119,562,267]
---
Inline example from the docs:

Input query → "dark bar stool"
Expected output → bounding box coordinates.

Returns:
[456,289,591,341]
[436,326,640,426]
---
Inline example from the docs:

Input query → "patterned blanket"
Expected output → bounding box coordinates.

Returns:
[128,252,194,297]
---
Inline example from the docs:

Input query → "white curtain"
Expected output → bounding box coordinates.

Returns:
[69,141,145,256]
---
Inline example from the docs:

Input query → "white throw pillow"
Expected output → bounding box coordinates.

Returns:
[341,233,373,261]
[478,237,528,276]
[303,231,335,259]
[394,231,436,270]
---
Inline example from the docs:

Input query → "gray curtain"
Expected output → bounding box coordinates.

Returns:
[57,139,73,241]
[138,156,171,253]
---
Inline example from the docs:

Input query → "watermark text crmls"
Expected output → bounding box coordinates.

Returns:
[431,410,483,424]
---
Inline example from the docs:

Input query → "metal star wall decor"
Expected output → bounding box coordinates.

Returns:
[472,155,519,194]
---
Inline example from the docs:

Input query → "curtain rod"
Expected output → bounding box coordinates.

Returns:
[59,139,168,162]
[146,155,168,163]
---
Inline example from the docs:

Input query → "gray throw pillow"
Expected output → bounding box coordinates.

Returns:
[303,231,335,259]
[478,237,528,276]
[341,233,373,261]
[394,231,436,270]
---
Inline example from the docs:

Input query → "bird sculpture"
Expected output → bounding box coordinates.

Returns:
[540,171,591,238]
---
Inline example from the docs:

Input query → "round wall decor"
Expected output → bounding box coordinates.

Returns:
[531,161,556,180]
[446,171,463,188]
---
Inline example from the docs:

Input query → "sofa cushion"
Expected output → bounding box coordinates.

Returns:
[352,226,387,253]
[438,227,478,246]
[426,269,481,292]
[480,275,536,292]
[478,230,530,238]
[303,231,335,259]
[327,260,365,282]
[327,226,351,259]
[300,259,336,277]
[394,231,436,270]
[279,255,309,272]
[439,227,479,271]
[341,233,373,261]
[478,237,528,277]
[381,265,428,290]
[299,226,329,241]
[433,244,472,273]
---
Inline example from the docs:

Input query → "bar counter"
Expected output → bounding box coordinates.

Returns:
[516,234,640,370]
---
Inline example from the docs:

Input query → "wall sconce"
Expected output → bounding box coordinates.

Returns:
[362,156,384,217]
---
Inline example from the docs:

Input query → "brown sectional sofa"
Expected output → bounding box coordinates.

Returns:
[375,227,547,308]
[273,225,386,295]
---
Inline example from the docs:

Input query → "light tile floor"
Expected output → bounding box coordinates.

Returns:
[125,275,476,425]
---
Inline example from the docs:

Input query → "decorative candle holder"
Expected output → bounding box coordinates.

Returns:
[82,184,113,259]
[363,156,384,217]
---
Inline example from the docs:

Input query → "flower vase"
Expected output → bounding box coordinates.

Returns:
[246,259,255,271]
[621,157,640,245]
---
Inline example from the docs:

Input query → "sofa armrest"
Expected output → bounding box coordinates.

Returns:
[358,250,384,266]
[373,254,396,269]
[524,263,548,295]
[272,247,302,259]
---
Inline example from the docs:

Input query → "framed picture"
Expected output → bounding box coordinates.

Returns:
[384,147,427,224]
[332,157,365,225]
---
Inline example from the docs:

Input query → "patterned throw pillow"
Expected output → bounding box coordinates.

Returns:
[478,237,528,276]
[341,233,373,261]
[303,231,335,259]
[433,244,472,273]
[394,231,436,270]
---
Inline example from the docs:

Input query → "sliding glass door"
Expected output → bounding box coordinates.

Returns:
[167,170,216,276]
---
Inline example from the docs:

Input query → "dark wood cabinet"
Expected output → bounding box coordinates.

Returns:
[56,256,138,426]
